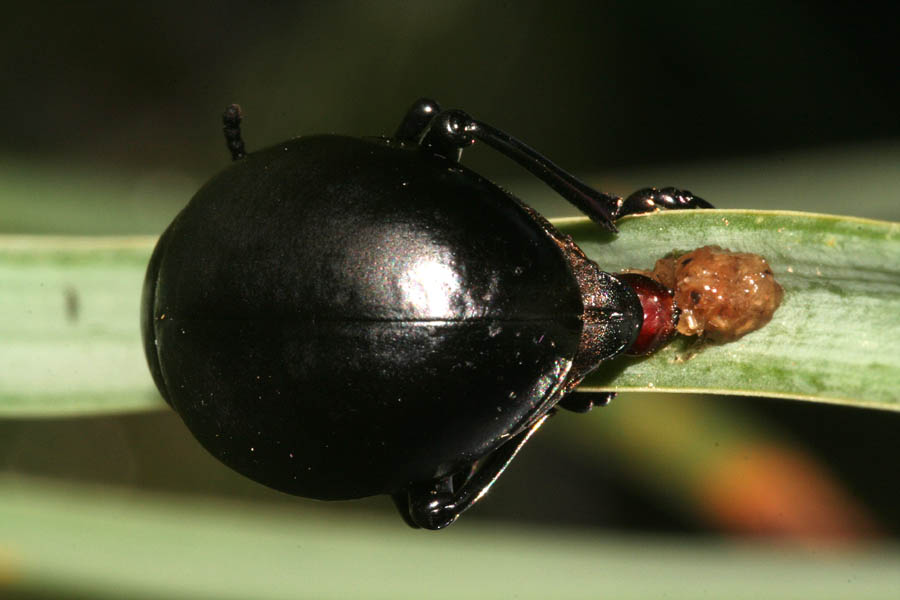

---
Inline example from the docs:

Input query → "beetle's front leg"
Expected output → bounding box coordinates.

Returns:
[614,187,713,220]
[400,414,550,530]
[417,109,621,229]
[557,391,615,413]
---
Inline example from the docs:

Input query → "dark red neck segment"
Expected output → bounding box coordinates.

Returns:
[614,273,680,356]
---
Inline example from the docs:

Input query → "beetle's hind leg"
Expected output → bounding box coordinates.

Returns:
[399,414,550,530]
[615,187,713,219]
[395,98,442,142]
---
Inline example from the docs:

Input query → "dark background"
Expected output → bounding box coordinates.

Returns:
[3,1,899,174]
[2,1,899,542]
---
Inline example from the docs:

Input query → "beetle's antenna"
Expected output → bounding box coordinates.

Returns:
[223,104,246,161]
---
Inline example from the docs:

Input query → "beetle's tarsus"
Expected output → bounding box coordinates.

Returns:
[615,187,713,219]
[223,104,247,161]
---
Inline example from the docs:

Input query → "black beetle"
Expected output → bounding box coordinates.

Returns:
[141,99,710,529]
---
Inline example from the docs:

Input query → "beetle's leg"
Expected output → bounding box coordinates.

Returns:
[402,414,551,530]
[614,187,713,220]
[419,110,621,231]
[223,104,246,161]
[558,391,615,413]
[394,98,442,143]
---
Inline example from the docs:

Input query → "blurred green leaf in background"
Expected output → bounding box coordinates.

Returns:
[2,476,899,600]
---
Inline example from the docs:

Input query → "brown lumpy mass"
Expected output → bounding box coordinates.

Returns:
[634,245,783,342]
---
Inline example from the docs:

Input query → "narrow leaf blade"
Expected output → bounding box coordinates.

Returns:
[558,210,900,410]
[0,236,162,417]
[2,209,897,416]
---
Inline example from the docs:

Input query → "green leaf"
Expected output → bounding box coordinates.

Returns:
[1,210,897,417]
[0,236,162,417]
[2,476,900,600]
[559,210,900,410]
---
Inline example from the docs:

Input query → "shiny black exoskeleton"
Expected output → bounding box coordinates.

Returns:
[141,99,710,529]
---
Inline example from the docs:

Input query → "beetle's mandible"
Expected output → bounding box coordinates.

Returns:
[141,99,711,529]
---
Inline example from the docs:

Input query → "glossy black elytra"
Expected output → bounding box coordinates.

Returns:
[141,99,711,529]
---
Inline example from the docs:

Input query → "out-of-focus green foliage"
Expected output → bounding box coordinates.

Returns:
[2,476,899,600]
